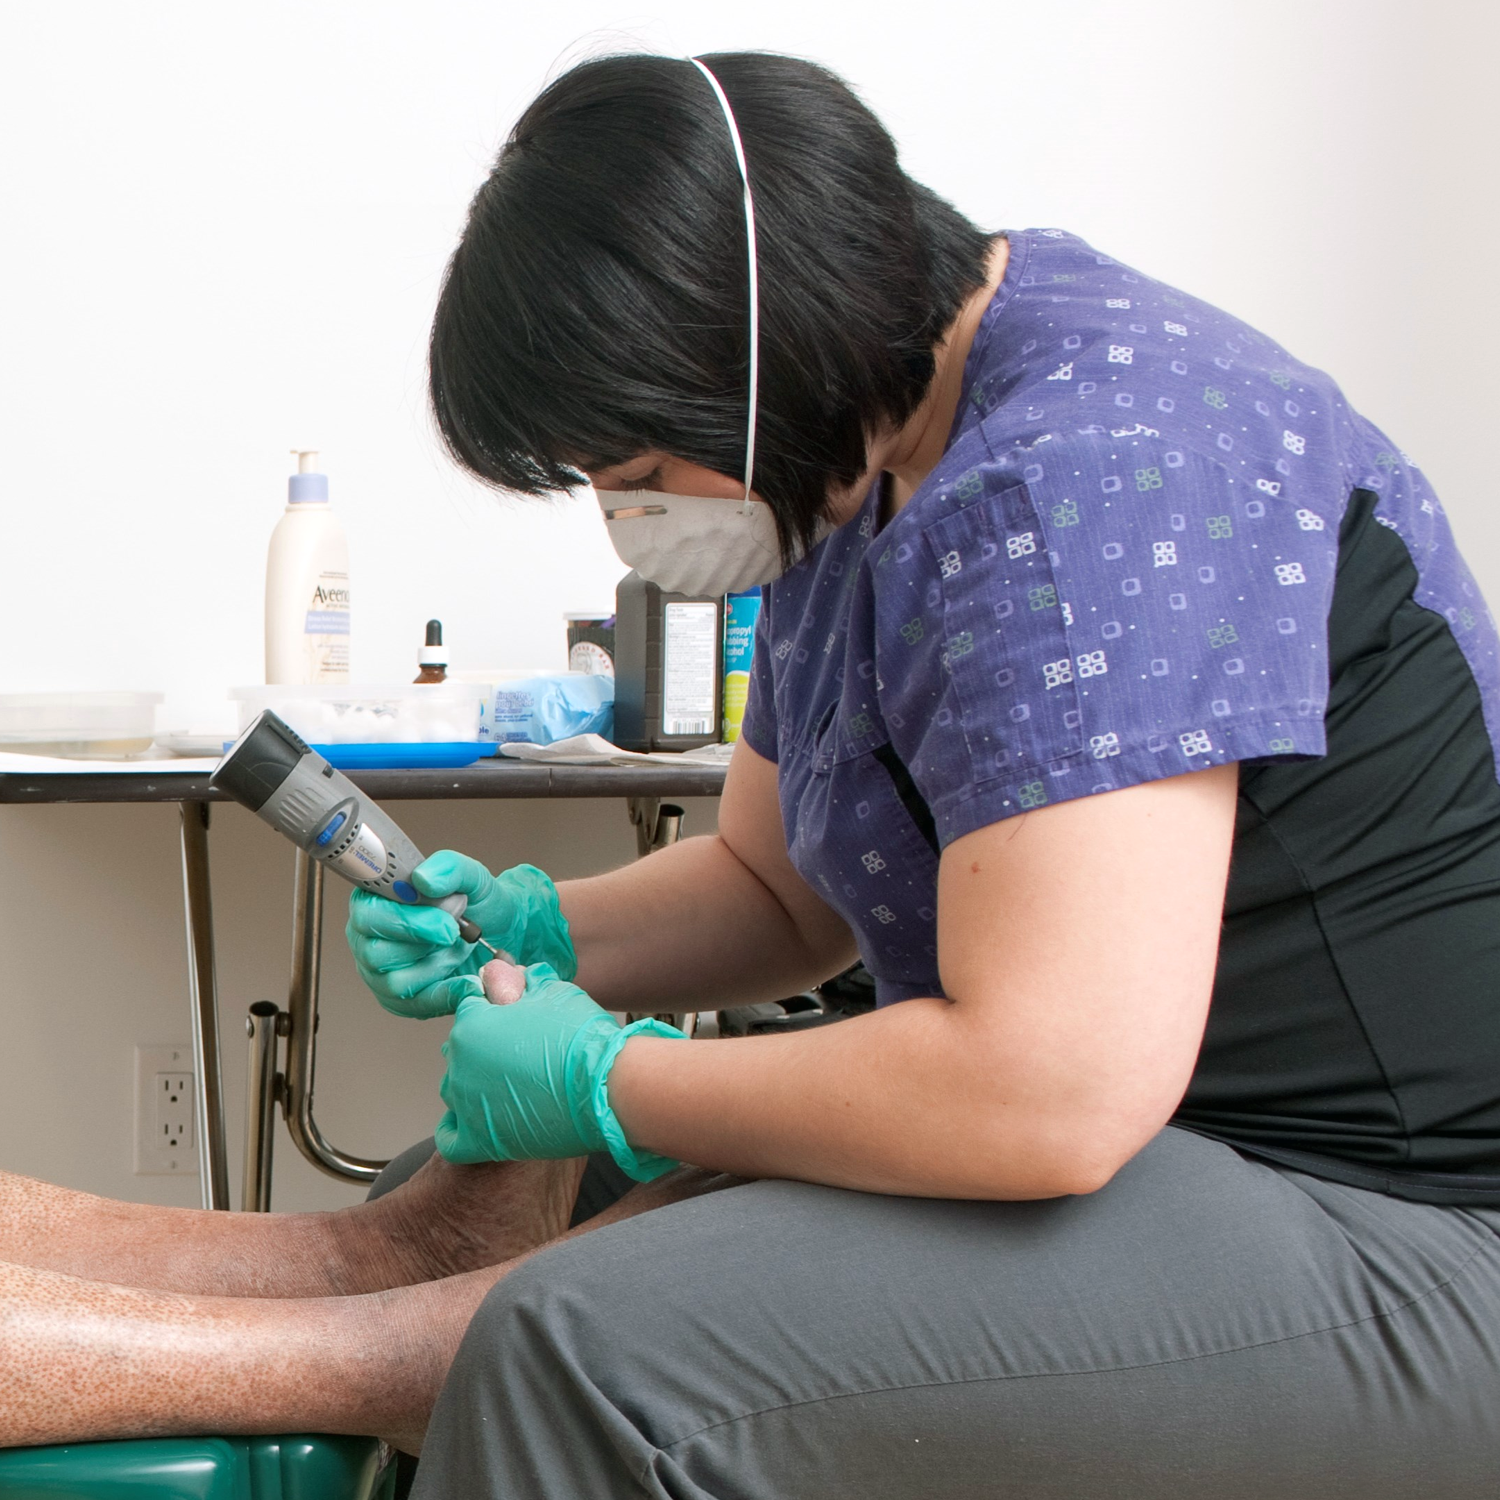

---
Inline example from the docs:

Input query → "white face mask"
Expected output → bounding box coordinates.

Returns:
[597,58,791,599]
[601,493,784,596]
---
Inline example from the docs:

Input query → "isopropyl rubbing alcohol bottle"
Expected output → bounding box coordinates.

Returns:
[721,586,761,743]
[265,450,350,684]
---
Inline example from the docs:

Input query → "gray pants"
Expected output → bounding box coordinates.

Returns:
[373,1128,1500,1497]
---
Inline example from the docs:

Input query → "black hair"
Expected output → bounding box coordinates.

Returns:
[429,51,995,555]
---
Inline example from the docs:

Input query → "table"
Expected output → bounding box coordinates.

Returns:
[0,759,728,1211]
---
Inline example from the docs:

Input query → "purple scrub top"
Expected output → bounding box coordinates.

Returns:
[739,228,1498,1006]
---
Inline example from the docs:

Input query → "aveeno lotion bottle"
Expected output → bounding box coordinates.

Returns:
[265,450,350,683]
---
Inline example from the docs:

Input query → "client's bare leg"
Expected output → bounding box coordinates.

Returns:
[0,1154,584,1298]
[0,1167,726,1455]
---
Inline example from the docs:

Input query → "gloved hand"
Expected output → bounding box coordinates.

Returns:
[345,854,575,1020]
[435,963,684,1181]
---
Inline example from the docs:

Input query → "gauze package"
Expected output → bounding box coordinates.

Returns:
[488,673,614,745]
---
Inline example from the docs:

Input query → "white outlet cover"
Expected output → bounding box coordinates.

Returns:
[134,1044,199,1176]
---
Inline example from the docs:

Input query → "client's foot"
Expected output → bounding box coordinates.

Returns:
[328,1154,586,1293]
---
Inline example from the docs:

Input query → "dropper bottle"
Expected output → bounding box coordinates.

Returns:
[414,619,448,684]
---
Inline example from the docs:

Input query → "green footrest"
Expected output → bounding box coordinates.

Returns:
[0,1435,393,1500]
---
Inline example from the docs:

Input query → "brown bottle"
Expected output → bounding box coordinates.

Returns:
[414,619,448,684]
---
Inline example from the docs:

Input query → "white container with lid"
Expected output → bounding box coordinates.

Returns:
[0,692,163,759]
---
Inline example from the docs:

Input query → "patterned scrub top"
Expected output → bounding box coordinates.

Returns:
[740,229,1500,1201]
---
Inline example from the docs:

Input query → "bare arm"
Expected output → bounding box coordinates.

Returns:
[560,744,858,1011]
[607,762,1239,1199]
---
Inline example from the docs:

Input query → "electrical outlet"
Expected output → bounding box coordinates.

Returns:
[135,1045,199,1175]
[157,1073,194,1151]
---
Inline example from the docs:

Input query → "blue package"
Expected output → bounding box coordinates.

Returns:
[491,674,614,744]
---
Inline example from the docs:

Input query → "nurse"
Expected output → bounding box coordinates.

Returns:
[349,51,1500,1497]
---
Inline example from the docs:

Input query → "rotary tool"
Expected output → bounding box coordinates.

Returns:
[210,709,498,955]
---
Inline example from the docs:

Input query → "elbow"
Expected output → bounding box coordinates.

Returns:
[1043,1149,1130,1198]
[1042,1095,1179,1196]
[968,1106,1169,1200]
[1057,1114,1166,1194]
[1002,1145,1129,1200]
[939,1027,1193,1199]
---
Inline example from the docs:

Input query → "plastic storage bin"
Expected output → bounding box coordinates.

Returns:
[0,693,163,759]
[230,684,488,768]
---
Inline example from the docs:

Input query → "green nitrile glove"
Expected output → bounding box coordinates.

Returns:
[434,963,683,1180]
[345,855,575,1020]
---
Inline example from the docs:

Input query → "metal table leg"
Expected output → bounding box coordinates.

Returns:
[179,800,231,1211]
[281,850,388,1185]
[242,1002,283,1213]
[238,852,390,1210]
[627,796,683,859]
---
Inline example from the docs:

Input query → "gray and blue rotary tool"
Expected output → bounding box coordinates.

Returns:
[210,709,496,953]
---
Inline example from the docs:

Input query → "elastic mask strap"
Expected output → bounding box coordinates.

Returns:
[688,57,759,505]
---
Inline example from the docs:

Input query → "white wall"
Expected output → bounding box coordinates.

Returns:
[1,0,1496,1207]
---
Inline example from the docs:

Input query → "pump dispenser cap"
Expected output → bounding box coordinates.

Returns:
[288,449,329,504]
[419,618,448,666]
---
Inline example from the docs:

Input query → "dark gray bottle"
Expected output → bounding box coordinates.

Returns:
[613,572,724,752]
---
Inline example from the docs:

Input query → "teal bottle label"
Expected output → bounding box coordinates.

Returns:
[722,587,762,743]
